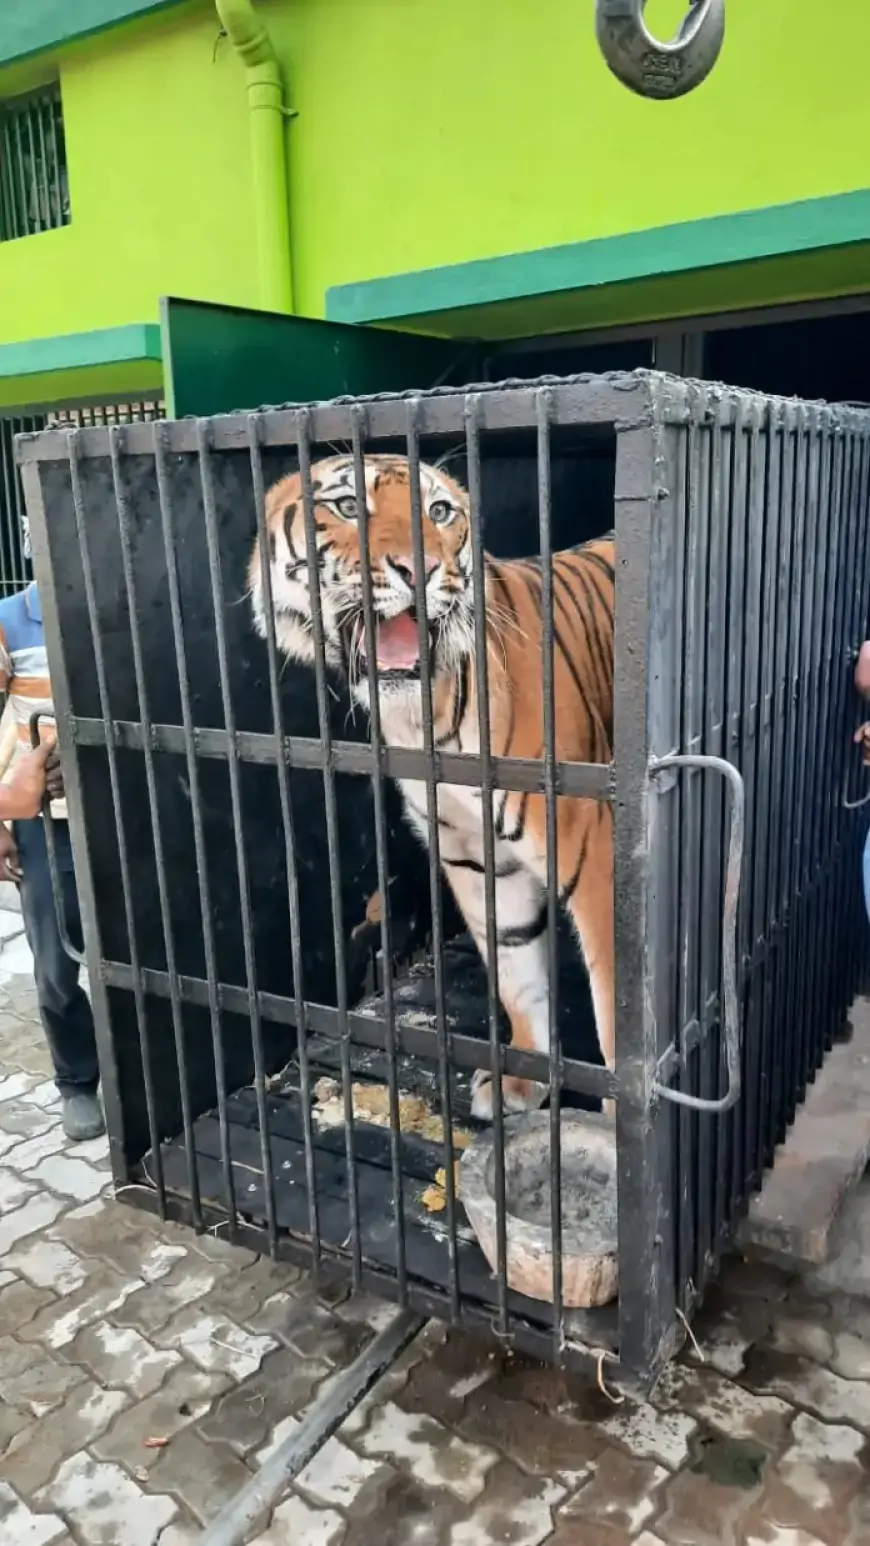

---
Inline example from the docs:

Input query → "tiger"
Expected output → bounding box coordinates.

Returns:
[248,453,615,1121]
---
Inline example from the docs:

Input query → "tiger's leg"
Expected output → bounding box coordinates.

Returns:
[443,855,552,1121]
[562,801,615,1110]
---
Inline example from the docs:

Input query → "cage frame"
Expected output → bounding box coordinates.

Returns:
[17,369,870,1394]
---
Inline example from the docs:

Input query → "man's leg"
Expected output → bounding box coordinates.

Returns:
[14,817,104,1140]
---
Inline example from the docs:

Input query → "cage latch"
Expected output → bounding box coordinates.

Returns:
[647,752,745,1113]
[595,0,725,100]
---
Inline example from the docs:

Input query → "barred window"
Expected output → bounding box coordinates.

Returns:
[0,85,70,242]
[0,402,165,595]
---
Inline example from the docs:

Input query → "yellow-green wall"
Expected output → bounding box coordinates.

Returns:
[2,0,870,349]
[0,2,260,348]
[280,0,870,313]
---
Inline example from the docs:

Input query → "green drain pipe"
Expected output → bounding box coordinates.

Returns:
[216,0,294,312]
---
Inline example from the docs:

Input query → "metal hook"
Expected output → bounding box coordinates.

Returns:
[595,0,725,101]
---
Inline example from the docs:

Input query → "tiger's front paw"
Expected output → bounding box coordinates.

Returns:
[470,1068,548,1122]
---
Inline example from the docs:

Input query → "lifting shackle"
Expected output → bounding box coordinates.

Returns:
[595,0,725,100]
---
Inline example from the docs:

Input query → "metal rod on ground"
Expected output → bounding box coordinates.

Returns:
[198,1310,424,1546]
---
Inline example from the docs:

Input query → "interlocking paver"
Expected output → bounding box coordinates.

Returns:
[0,1190,64,1249]
[0,1332,87,1412]
[358,1400,498,1503]
[654,1364,795,1450]
[36,1453,178,1544]
[257,1494,346,1546]
[198,1346,332,1454]
[155,1308,278,1380]
[0,1273,55,1335]
[451,1463,565,1546]
[67,1321,182,1398]
[1,1381,128,1492]
[0,1167,36,1210]
[0,932,868,1546]
[32,1152,109,1202]
[560,1448,668,1533]
[743,1348,870,1430]
[19,1263,143,1349]
[294,1433,390,1511]
[93,1363,230,1472]
[600,1399,699,1470]
[0,1481,68,1544]
[146,1427,252,1524]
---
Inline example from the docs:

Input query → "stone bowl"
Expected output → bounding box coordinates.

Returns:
[459,1110,618,1308]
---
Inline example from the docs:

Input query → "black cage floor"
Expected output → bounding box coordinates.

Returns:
[140,935,617,1352]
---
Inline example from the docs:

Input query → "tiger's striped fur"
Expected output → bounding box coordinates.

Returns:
[249,454,614,1119]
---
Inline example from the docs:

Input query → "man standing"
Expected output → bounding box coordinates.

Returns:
[0,579,104,1141]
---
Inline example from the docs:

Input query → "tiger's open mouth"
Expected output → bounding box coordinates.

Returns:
[358,609,433,679]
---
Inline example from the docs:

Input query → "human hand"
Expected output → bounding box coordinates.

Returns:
[854,721,870,767]
[7,740,53,819]
[44,744,64,803]
[0,821,21,882]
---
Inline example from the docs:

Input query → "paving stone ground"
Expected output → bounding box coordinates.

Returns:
[0,915,869,1544]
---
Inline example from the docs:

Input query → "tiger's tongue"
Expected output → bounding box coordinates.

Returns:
[376,612,421,671]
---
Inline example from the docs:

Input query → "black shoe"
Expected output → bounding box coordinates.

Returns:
[61,1092,106,1142]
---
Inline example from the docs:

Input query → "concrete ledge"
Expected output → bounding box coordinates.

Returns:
[0,881,21,915]
[738,997,870,1267]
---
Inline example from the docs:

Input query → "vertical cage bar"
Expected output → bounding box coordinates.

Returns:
[350,408,409,1303]
[825,424,858,1013]
[403,405,461,1316]
[723,401,747,1218]
[109,428,202,1228]
[676,400,705,1303]
[698,393,730,1281]
[152,425,237,1234]
[615,392,677,1383]
[739,403,766,1189]
[806,419,844,1075]
[296,409,362,1287]
[66,433,166,1206]
[776,406,809,1163]
[751,403,784,1191]
[788,409,823,1120]
[465,393,510,1338]
[535,389,564,1353]
[18,455,130,1191]
[196,419,279,1255]
[247,415,320,1275]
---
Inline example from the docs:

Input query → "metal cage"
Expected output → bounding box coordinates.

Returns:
[16,370,870,1393]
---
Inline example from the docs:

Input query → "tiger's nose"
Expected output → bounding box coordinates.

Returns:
[390,553,439,587]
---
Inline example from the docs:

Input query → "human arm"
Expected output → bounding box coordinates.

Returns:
[0,741,53,820]
[854,642,870,763]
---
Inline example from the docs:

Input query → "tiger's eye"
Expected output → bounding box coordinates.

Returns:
[335,496,358,519]
[429,500,454,525]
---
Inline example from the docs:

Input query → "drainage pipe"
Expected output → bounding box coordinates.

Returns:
[216,0,294,311]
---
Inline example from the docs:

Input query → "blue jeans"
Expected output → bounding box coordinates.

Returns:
[12,818,99,1097]
[864,824,870,926]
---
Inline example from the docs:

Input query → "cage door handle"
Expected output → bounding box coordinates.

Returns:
[29,711,86,966]
[648,752,745,1114]
[595,0,725,101]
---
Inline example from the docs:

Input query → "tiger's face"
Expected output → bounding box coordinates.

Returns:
[250,454,476,717]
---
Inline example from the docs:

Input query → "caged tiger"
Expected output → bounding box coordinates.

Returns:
[249,453,615,1121]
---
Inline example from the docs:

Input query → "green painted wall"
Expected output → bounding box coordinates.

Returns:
[277,0,870,318]
[0,2,261,349]
[1,0,870,354]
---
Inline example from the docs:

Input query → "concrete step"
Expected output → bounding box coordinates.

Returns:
[737,997,870,1268]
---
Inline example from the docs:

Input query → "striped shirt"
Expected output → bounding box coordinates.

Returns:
[0,583,66,820]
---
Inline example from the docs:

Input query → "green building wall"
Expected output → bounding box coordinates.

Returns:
[0,0,869,375]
